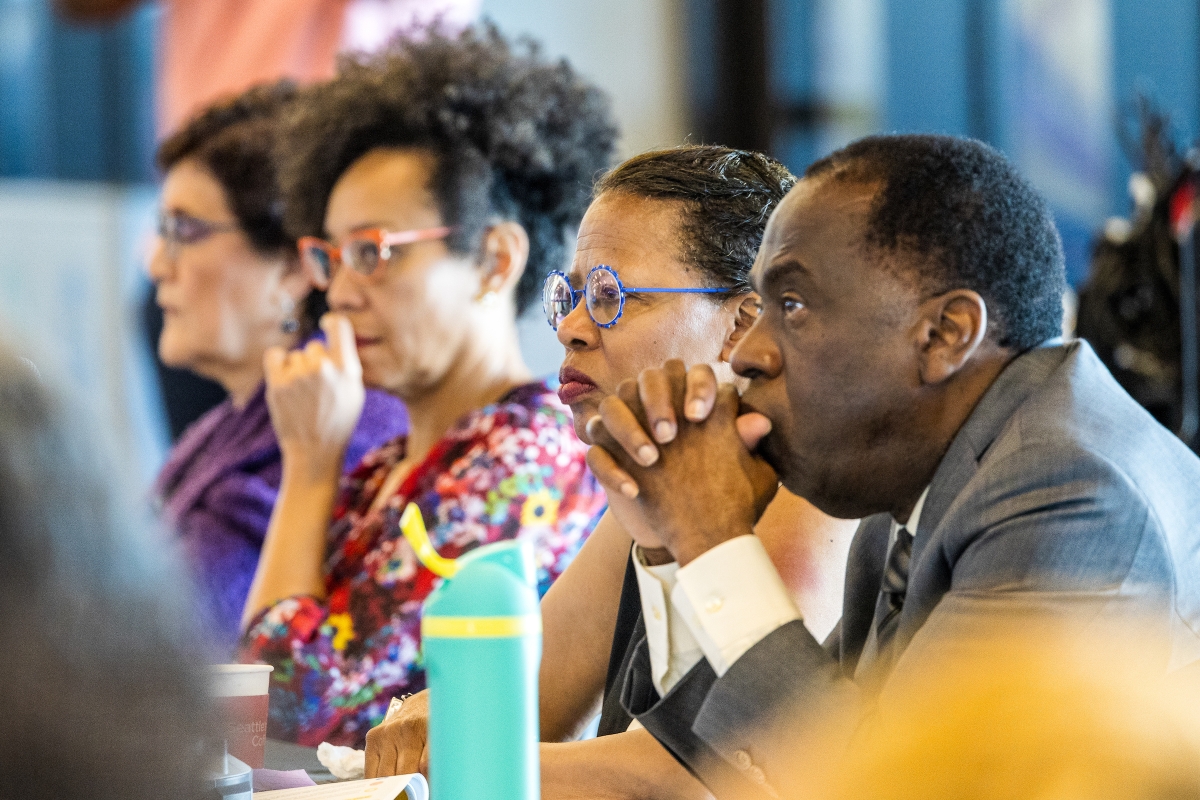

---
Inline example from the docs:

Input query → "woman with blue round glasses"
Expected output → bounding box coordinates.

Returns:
[543,264,728,330]
[367,145,859,797]
[539,147,858,753]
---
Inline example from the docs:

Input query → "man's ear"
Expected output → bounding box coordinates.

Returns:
[915,289,989,385]
[477,221,530,300]
[720,293,761,362]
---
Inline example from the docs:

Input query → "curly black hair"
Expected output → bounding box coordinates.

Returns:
[806,134,1066,351]
[277,24,619,316]
[157,81,324,332]
[594,145,796,295]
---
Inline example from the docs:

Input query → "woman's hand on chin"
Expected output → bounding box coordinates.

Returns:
[264,313,366,480]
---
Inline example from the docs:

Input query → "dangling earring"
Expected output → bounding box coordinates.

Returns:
[280,295,299,334]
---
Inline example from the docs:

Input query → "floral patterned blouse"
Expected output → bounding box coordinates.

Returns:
[239,382,604,747]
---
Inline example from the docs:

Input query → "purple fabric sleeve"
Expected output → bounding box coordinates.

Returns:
[156,385,407,657]
[345,390,408,472]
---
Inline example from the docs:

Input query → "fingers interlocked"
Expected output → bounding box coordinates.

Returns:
[584,360,723,499]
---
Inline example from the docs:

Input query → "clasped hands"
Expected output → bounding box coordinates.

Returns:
[363,361,778,779]
[584,360,779,566]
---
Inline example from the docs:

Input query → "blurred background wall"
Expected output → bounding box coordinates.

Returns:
[1,0,1197,484]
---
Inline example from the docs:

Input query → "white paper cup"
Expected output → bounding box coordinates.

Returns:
[210,664,273,768]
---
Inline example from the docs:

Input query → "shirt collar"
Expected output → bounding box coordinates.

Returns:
[892,485,930,536]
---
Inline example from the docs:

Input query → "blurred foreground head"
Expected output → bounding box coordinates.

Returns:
[0,347,212,799]
[792,620,1200,800]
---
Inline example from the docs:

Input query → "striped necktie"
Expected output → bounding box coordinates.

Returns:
[874,526,914,654]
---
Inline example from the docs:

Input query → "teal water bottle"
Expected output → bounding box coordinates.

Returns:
[400,503,541,800]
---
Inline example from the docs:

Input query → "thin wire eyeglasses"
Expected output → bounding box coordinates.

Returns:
[298,226,455,289]
[157,210,240,260]
[542,264,729,330]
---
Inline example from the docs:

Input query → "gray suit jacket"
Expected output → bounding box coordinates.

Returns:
[618,340,1200,797]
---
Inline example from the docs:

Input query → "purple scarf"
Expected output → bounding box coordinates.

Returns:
[154,385,407,655]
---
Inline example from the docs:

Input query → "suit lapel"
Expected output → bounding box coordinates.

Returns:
[858,341,1074,674]
[915,341,1072,542]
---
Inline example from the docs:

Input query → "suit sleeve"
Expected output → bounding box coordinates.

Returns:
[686,442,1166,796]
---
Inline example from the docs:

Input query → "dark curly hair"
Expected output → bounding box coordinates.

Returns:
[594,145,796,295]
[277,25,619,316]
[806,134,1066,351]
[157,81,324,332]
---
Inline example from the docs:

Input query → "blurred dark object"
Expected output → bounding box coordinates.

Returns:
[687,0,831,159]
[692,0,772,153]
[54,0,141,22]
[141,287,227,441]
[1077,98,1200,450]
[2,1,155,182]
[0,341,213,799]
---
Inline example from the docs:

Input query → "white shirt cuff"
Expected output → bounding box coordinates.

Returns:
[631,545,676,695]
[631,545,704,697]
[672,535,801,676]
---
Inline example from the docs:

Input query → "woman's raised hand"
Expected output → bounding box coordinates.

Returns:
[264,313,366,476]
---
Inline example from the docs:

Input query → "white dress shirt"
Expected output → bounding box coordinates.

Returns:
[630,487,932,681]
[890,485,929,550]
[631,545,706,696]
[627,545,708,731]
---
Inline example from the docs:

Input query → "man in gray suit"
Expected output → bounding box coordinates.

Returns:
[584,134,1200,798]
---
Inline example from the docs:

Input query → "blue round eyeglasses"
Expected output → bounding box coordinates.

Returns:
[542,264,729,330]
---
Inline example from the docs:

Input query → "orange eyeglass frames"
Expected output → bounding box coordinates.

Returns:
[298,226,454,289]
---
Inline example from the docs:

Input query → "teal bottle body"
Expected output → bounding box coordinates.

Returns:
[422,539,541,800]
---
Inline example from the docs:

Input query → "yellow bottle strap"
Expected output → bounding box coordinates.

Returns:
[422,615,542,639]
[400,502,459,579]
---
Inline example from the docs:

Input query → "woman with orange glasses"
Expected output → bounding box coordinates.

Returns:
[237,27,617,747]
